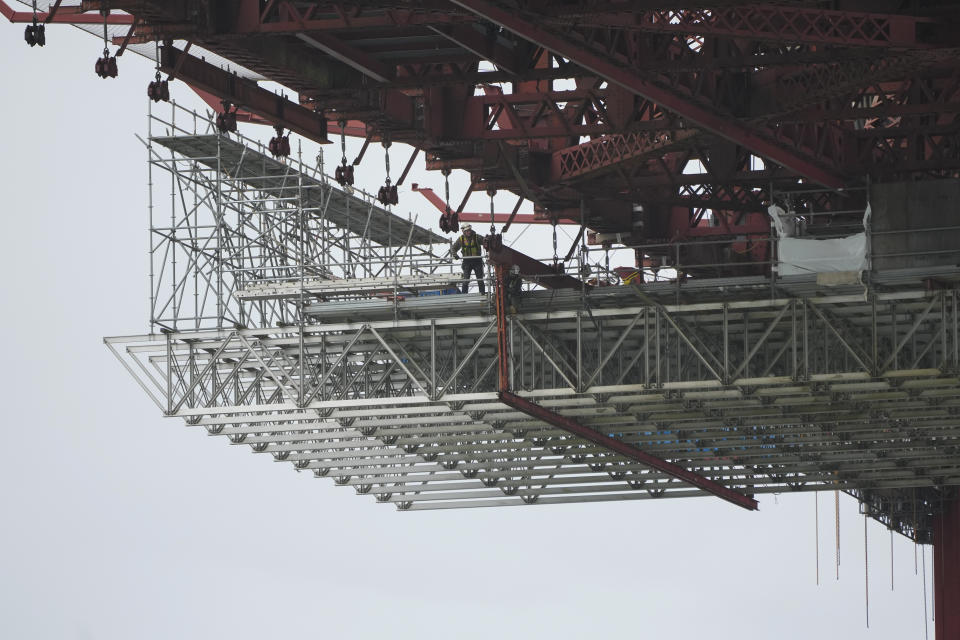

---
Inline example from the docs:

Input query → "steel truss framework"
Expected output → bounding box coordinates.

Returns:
[123,123,960,542]
[111,270,960,539]
[9,0,960,244]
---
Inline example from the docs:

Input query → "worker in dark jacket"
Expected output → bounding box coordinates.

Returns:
[451,224,486,294]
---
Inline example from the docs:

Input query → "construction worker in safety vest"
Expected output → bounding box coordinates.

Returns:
[450,224,486,294]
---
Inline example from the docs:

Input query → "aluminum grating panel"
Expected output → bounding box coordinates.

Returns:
[151,134,446,248]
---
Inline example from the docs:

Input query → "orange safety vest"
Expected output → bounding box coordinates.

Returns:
[460,233,481,257]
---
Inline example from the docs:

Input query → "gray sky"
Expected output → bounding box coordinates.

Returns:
[0,24,935,640]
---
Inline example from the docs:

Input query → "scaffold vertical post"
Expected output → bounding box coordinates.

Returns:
[494,264,510,393]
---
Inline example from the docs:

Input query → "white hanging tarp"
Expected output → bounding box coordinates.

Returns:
[770,204,871,277]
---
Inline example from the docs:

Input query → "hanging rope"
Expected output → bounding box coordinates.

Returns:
[914,492,919,575]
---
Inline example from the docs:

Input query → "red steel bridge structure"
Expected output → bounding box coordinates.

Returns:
[5,2,960,636]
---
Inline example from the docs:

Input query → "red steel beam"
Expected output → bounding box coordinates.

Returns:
[1,1,132,24]
[159,45,330,144]
[243,2,930,50]
[246,1,468,33]
[486,239,585,290]
[490,252,755,510]
[575,6,931,49]
[449,0,845,189]
[413,186,570,225]
[190,86,370,138]
[934,496,960,640]
[500,390,759,511]
[552,129,699,182]
[295,31,395,83]
[427,23,523,74]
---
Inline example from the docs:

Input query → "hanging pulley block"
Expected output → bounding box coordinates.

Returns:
[24,24,45,47]
[438,210,459,234]
[376,183,399,206]
[268,127,291,158]
[215,111,237,134]
[147,79,170,103]
[95,55,118,79]
[334,162,354,187]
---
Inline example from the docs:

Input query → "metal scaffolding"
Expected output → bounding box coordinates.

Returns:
[145,101,450,332]
[110,103,960,540]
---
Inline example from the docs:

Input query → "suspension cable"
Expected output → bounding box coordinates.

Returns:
[102,7,109,58]
[488,188,496,237]
[334,120,354,187]
[551,220,558,265]
[384,139,391,185]
[377,137,397,206]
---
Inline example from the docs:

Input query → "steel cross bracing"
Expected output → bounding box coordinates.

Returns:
[109,270,960,534]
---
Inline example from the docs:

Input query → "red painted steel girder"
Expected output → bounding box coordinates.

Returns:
[1,1,132,24]
[572,6,933,49]
[189,86,376,138]
[458,87,679,142]
[246,2,934,50]
[296,30,396,83]
[488,258,753,511]
[449,0,845,189]
[428,23,524,75]
[248,2,469,33]
[486,239,586,290]
[552,129,700,183]
[158,46,331,144]
[934,497,960,640]
[499,390,759,511]
[413,186,556,225]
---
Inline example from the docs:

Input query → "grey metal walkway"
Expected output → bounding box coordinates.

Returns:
[152,134,445,248]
